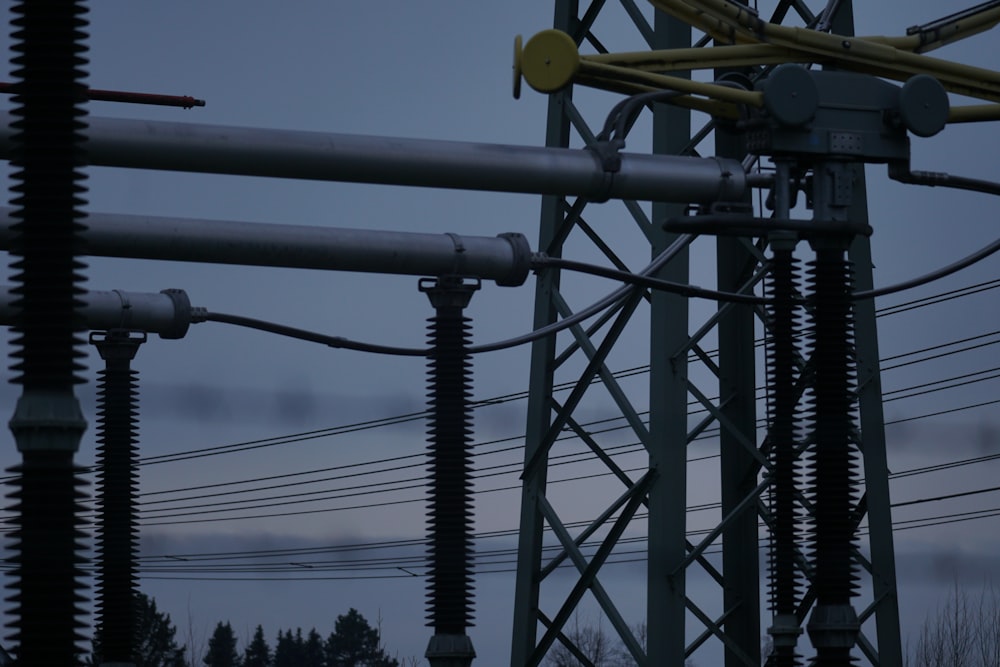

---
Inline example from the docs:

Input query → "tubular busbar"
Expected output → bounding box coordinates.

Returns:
[0,208,533,286]
[0,112,747,204]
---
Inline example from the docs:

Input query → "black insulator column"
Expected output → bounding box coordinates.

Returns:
[765,242,804,667]
[805,244,861,666]
[5,0,91,664]
[421,275,479,667]
[92,331,145,666]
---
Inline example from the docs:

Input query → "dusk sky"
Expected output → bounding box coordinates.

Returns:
[2,1,1000,664]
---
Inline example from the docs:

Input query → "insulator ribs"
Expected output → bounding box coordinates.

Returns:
[5,1,91,662]
[423,278,478,635]
[805,247,862,666]
[93,333,144,664]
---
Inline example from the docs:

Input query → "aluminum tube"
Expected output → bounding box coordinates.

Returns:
[0,113,747,203]
[0,208,533,286]
[0,287,191,338]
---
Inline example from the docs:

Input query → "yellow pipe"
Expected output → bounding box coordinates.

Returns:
[649,0,1000,103]
[649,0,759,44]
[572,73,741,118]
[518,30,763,108]
[949,104,1000,123]
[870,4,1000,53]
[582,43,808,71]
[580,61,764,106]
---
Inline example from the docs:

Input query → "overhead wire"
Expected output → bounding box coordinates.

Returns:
[114,392,1000,527]
[21,321,990,529]
[43,276,997,478]
[108,499,1000,581]
[128,335,1000,512]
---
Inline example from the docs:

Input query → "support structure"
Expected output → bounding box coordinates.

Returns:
[422,276,481,667]
[92,330,145,667]
[510,1,904,665]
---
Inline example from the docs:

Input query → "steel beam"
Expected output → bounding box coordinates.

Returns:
[509,3,577,663]
[0,112,746,204]
[646,11,693,666]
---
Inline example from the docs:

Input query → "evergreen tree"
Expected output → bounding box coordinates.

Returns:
[203,621,239,667]
[325,609,399,667]
[274,628,306,667]
[88,592,187,667]
[303,628,325,667]
[241,625,271,667]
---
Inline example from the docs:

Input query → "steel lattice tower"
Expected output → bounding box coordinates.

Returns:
[511,1,903,665]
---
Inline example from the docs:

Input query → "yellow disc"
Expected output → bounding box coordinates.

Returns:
[521,29,580,93]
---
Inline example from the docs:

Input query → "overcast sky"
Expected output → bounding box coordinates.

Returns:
[3,1,1000,664]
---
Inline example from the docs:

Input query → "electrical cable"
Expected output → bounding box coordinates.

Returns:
[117,380,1000,525]
[196,233,697,357]
[874,278,1000,317]
[535,256,768,304]
[34,274,981,478]
[853,236,1000,300]
[86,501,1000,581]
[125,362,1000,517]
[114,447,1000,575]
[0,274,983,531]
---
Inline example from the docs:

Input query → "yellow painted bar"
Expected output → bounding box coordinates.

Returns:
[949,104,1000,123]
[580,60,764,106]
[582,43,807,72]
[647,0,1000,103]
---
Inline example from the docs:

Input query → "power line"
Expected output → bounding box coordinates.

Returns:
[70,276,1000,471]
[125,503,1000,581]
[96,325,1000,506]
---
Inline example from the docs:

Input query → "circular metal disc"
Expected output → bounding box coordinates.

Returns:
[900,74,950,138]
[521,29,580,94]
[763,64,819,127]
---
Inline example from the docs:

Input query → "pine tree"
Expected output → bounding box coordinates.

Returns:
[274,628,306,667]
[241,625,271,667]
[303,628,325,667]
[203,621,239,667]
[88,592,187,667]
[325,609,399,667]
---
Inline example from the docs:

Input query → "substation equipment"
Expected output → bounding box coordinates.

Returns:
[3,0,1000,665]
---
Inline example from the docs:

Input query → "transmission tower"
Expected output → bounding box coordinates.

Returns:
[509,1,930,664]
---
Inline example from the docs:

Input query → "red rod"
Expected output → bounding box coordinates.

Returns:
[0,83,205,109]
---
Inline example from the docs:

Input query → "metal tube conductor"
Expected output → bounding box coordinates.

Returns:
[0,287,192,339]
[0,208,534,287]
[0,113,748,204]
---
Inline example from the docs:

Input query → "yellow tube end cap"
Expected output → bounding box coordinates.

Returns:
[520,29,580,94]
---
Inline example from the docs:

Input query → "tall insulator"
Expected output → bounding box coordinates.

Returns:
[93,331,145,665]
[5,0,91,663]
[421,276,478,667]
[765,244,804,667]
[804,246,862,666]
